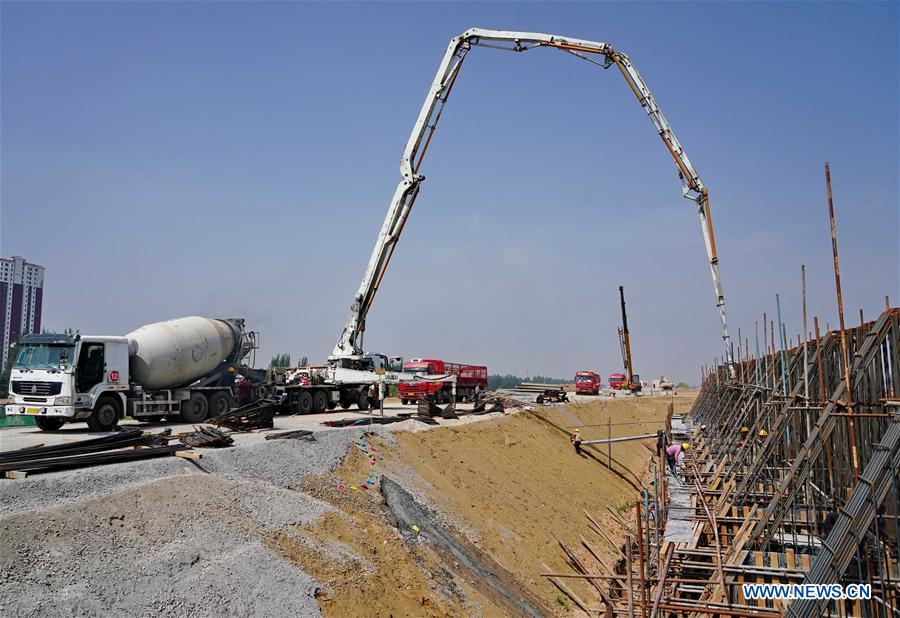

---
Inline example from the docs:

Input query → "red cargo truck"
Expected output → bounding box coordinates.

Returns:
[398,359,488,404]
[574,371,602,395]
[609,373,627,389]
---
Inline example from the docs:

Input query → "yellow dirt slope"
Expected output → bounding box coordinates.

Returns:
[378,392,696,613]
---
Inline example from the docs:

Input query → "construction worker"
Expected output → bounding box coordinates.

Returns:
[655,429,669,457]
[367,383,378,413]
[474,384,481,405]
[236,376,253,406]
[666,442,690,476]
[569,429,583,455]
[737,426,750,447]
[757,428,768,445]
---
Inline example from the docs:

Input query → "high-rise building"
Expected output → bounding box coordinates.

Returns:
[1,256,45,370]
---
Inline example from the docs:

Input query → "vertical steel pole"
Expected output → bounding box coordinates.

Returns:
[607,415,612,470]
[814,316,835,493]
[802,265,809,402]
[635,502,647,618]
[745,337,750,385]
[776,293,789,396]
[814,317,827,404]
[825,161,858,478]
[763,314,770,390]
[755,321,762,386]
[770,320,777,390]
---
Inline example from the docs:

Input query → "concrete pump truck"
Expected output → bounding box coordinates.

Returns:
[328,28,735,377]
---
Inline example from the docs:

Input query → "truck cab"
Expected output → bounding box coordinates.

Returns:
[398,359,445,403]
[6,333,130,431]
[362,353,404,373]
[574,371,602,395]
[609,373,627,390]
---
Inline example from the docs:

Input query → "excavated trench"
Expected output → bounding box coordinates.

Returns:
[380,476,544,617]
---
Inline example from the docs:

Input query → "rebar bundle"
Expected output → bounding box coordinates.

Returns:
[206,399,278,431]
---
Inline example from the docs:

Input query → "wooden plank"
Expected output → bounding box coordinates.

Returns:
[770,552,786,613]
[4,470,28,479]
[175,450,201,461]
[754,552,766,608]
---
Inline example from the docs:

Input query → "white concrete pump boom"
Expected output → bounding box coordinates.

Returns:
[331,28,735,373]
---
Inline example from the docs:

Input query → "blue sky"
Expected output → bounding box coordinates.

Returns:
[2,1,898,382]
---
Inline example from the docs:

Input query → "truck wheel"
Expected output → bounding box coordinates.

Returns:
[208,391,232,417]
[357,388,368,411]
[298,390,314,414]
[326,399,337,410]
[87,396,121,432]
[400,398,408,405]
[179,393,209,423]
[312,390,328,413]
[35,417,65,432]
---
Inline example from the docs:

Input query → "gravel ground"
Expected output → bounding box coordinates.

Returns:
[0,426,398,517]
[0,456,197,516]
[0,426,405,617]
[0,414,521,617]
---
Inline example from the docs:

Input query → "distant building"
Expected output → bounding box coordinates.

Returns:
[1,256,45,370]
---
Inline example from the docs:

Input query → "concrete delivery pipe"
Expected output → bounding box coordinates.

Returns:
[126,316,238,390]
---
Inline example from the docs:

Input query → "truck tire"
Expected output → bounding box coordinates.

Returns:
[312,390,328,413]
[340,388,357,410]
[207,391,232,417]
[357,388,368,411]
[326,399,337,410]
[298,390,314,414]
[400,398,409,405]
[35,417,65,431]
[179,393,209,423]
[87,396,121,432]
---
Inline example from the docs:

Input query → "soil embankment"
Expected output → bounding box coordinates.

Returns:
[370,393,696,613]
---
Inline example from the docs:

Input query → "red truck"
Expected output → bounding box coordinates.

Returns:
[574,371,602,395]
[398,359,488,404]
[609,373,627,390]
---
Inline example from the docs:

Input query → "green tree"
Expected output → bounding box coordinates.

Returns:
[269,353,292,368]
[0,343,17,399]
[487,374,568,390]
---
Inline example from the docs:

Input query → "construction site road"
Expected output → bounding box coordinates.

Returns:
[0,399,483,453]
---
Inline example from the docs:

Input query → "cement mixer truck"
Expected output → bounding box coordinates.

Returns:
[6,316,257,432]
